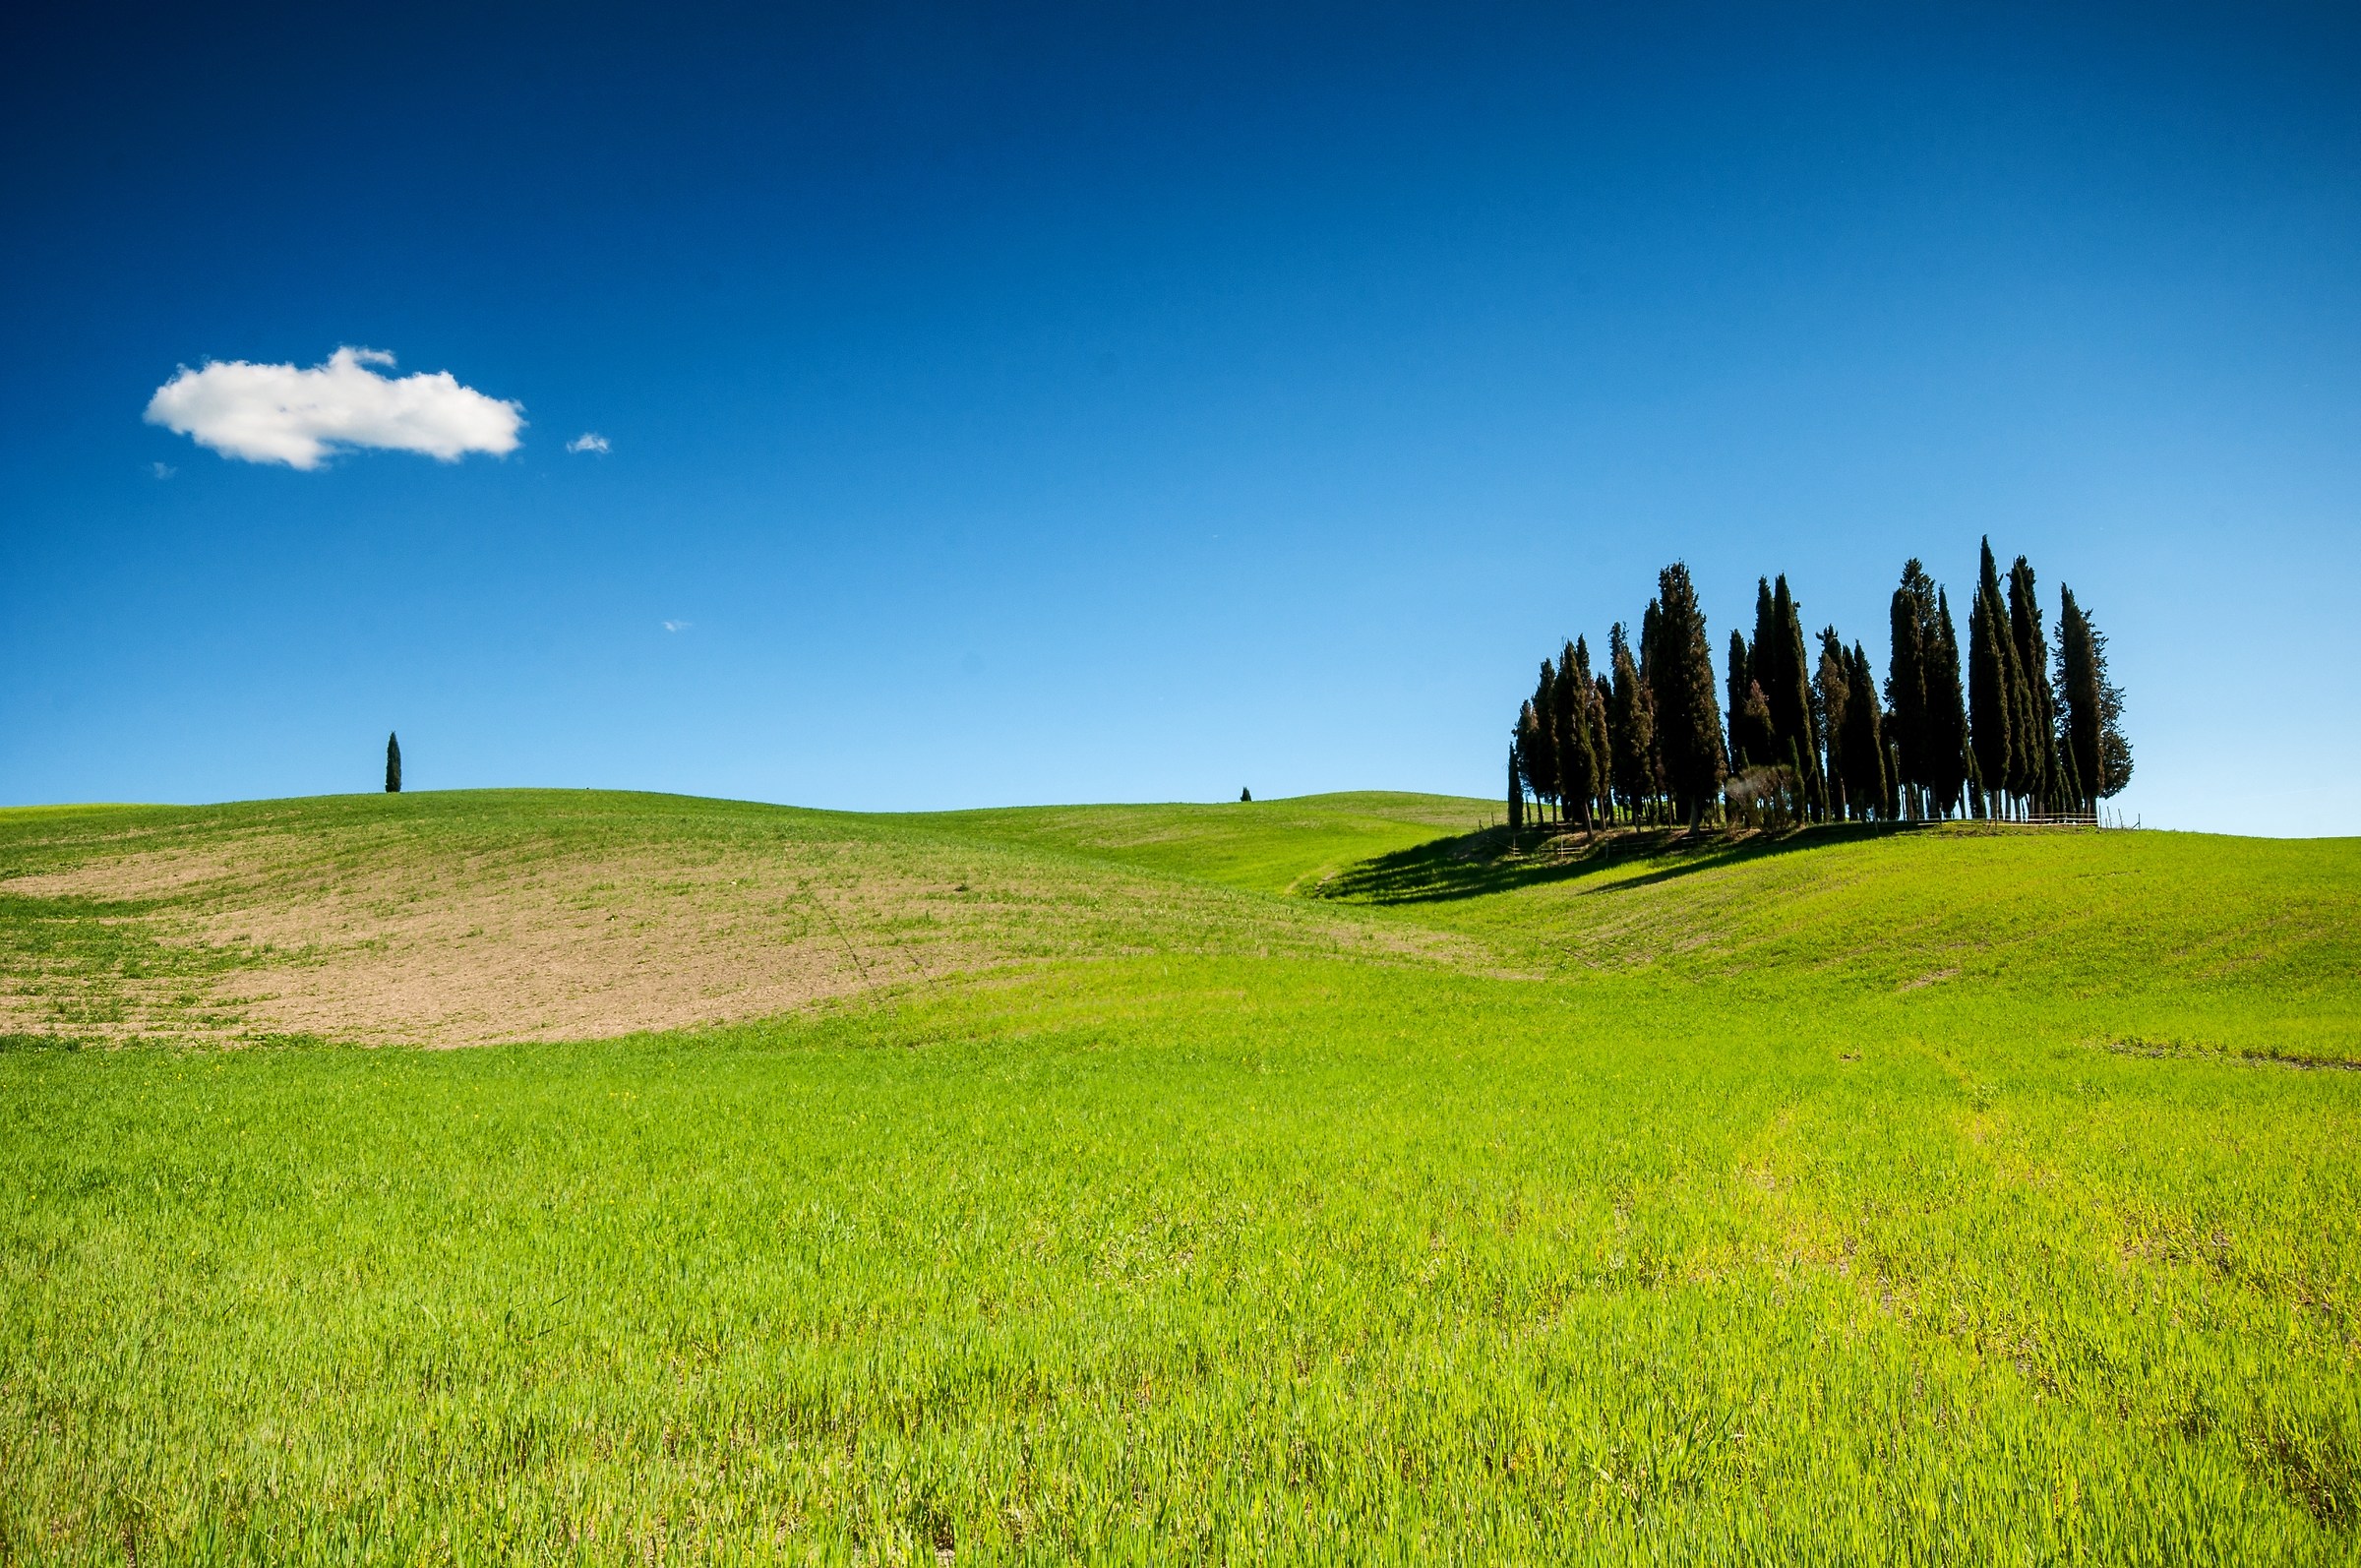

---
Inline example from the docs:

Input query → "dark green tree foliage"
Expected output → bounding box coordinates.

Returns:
[1926,589,1973,818]
[1843,642,1892,818]
[1240,788,1251,803]
[1607,624,1657,824]
[1725,629,1755,769]
[1967,539,2019,817]
[2055,585,2133,806]
[1556,638,1603,830]
[1814,629,1849,815]
[2008,556,2059,811]
[1589,674,1615,826]
[385,733,402,794]
[1527,661,1560,819]
[1886,561,1937,814]
[1760,576,1823,815]
[1735,682,1775,788]
[1506,745,1523,830]
[1646,563,1727,832]
[1515,700,1546,824]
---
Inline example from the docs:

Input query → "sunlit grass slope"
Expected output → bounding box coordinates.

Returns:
[2,791,2357,1563]
[921,792,1496,895]
[0,791,1477,1047]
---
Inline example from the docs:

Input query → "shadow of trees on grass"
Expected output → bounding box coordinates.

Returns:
[1314,821,1925,906]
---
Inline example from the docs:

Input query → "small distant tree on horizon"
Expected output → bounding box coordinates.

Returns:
[386,732,402,794]
[1240,787,1251,803]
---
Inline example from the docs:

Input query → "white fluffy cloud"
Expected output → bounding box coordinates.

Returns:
[567,432,610,453]
[145,346,523,469]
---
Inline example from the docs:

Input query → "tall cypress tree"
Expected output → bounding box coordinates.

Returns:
[1967,540,2017,819]
[1725,629,1754,770]
[2055,584,2133,808]
[1608,623,1657,826]
[1844,642,1892,819]
[2008,556,2059,812]
[1507,743,1524,831]
[1528,660,1561,821]
[1814,628,1849,818]
[385,732,402,794]
[1926,588,1973,818]
[1515,701,1545,825]
[1766,576,1822,816]
[1589,673,1615,828]
[1886,561,1937,818]
[1558,637,1604,832]
[1648,563,1727,833]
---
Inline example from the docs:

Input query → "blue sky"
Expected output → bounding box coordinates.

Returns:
[4,3,2357,831]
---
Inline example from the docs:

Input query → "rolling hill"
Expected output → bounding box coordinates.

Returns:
[1,791,2355,1561]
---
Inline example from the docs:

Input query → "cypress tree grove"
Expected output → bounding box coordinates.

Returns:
[1814,628,1849,817]
[1527,661,1560,821]
[1558,637,1604,832]
[1608,624,1657,826]
[2055,584,2133,808]
[1927,588,1973,818]
[1886,561,1938,818]
[1500,547,2128,838]
[2008,555,2060,812]
[1647,563,1727,833]
[1968,540,2017,819]
[385,732,402,794]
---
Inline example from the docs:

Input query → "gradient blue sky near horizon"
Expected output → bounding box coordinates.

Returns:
[4,3,2357,832]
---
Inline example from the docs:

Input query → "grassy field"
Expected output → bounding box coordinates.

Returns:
[2,792,2356,1562]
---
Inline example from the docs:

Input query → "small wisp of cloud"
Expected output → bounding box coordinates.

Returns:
[663,620,693,633]
[145,346,522,469]
[567,432,611,454]
[151,461,176,479]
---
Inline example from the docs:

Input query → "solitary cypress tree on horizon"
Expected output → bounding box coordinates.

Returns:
[385,732,402,794]
[1648,563,1727,833]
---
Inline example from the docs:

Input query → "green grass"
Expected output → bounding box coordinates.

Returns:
[2,792,2356,1562]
